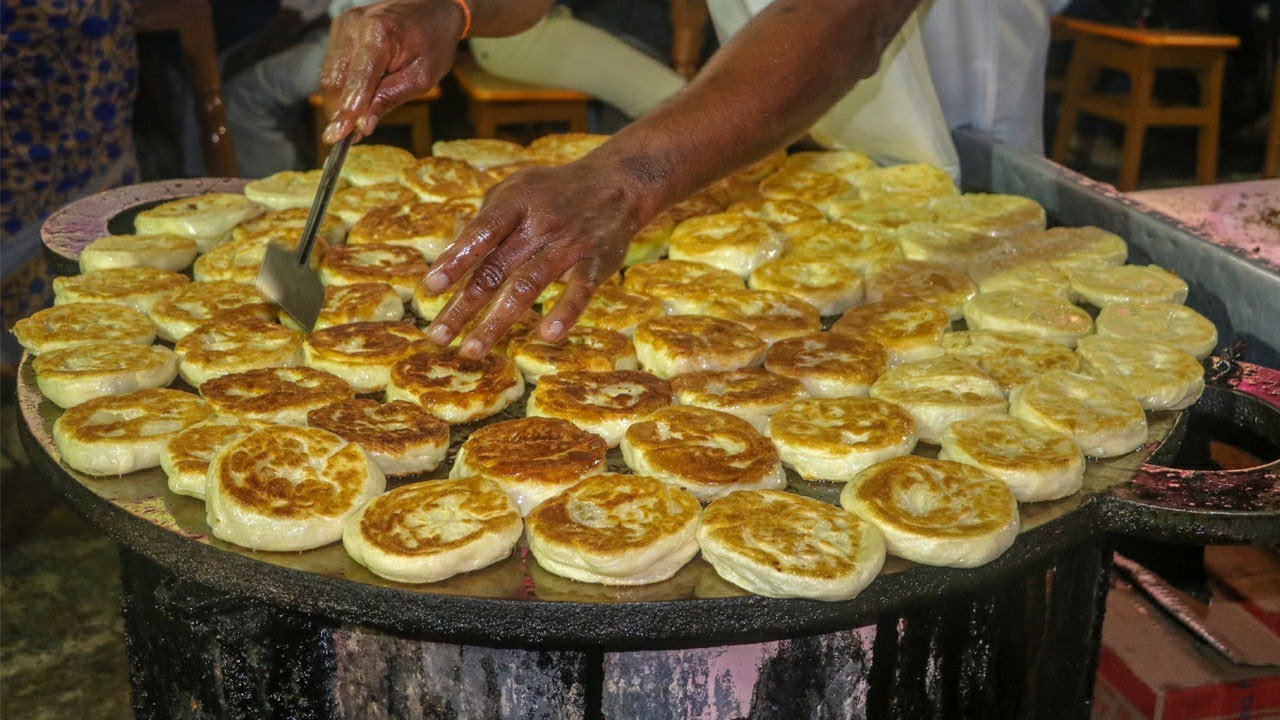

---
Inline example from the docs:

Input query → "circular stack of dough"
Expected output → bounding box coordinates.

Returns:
[1009,370,1148,458]
[232,207,346,245]
[304,321,426,393]
[525,133,610,164]
[149,281,274,342]
[748,255,865,316]
[347,200,476,261]
[134,193,264,252]
[683,288,820,345]
[526,369,672,447]
[928,193,1047,237]
[174,317,303,387]
[840,455,1019,568]
[1068,265,1189,307]
[974,261,1073,301]
[79,234,198,273]
[193,231,326,285]
[343,476,522,583]
[432,138,528,170]
[318,240,430,297]
[831,298,951,364]
[962,290,1094,348]
[758,167,856,212]
[206,425,385,552]
[1076,335,1204,411]
[52,389,212,476]
[698,490,885,601]
[540,285,663,337]
[400,157,491,201]
[621,260,744,314]
[53,267,189,314]
[781,149,875,180]
[725,197,825,232]
[525,473,701,585]
[671,367,805,433]
[330,183,417,225]
[825,195,937,232]
[244,169,342,210]
[307,398,449,477]
[506,326,637,384]
[34,342,178,409]
[387,347,525,423]
[667,213,784,277]
[12,303,155,355]
[765,333,887,398]
[940,330,1082,395]
[769,396,917,481]
[339,144,416,186]
[850,163,957,200]
[938,416,1085,503]
[784,220,902,274]
[451,416,608,515]
[1006,226,1128,272]
[1094,302,1218,359]
[894,223,1007,272]
[864,259,977,321]
[161,416,272,499]
[621,405,785,502]
[869,356,1007,444]
[201,366,353,425]
[294,282,405,331]
[633,315,766,379]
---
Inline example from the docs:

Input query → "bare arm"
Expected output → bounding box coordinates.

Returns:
[320,0,554,144]
[423,0,922,356]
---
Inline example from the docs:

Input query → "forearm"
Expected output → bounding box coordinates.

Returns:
[591,0,922,221]
[469,0,555,37]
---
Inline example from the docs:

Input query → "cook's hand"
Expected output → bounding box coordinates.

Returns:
[320,0,465,144]
[422,160,645,358]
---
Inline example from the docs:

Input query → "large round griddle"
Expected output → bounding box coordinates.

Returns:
[20,180,1280,650]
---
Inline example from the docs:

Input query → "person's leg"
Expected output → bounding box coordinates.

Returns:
[222,29,329,178]
[469,7,686,120]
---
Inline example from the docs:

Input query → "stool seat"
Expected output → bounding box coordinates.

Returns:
[307,87,441,162]
[450,52,590,139]
[1055,18,1238,50]
[1050,19,1239,191]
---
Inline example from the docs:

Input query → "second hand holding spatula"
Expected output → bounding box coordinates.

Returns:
[256,134,353,332]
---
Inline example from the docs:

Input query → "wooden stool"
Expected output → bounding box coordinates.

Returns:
[450,53,589,139]
[1050,18,1239,191]
[307,86,442,162]
[137,0,238,177]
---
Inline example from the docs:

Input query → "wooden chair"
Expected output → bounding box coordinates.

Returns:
[1050,18,1239,191]
[449,52,589,139]
[308,86,442,162]
[136,0,237,177]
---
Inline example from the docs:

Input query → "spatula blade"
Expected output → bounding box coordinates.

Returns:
[257,241,325,332]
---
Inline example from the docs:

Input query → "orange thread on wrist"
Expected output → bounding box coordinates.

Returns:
[450,0,472,39]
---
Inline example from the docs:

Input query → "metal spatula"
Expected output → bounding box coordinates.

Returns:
[256,134,353,332]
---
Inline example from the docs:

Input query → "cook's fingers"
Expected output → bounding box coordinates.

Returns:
[423,201,523,293]
[539,259,607,341]
[323,23,391,144]
[367,58,438,119]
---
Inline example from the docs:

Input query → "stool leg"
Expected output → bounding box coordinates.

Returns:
[313,105,328,168]
[1267,66,1280,179]
[1050,39,1095,164]
[1195,54,1226,185]
[569,103,588,134]
[1117,59,1155,192]
[411,111,433,157]
[470,104,498,139]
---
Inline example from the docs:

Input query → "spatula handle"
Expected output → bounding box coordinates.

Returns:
[296,134,353,266]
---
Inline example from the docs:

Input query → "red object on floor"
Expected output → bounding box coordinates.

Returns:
[1092,557,1280,720]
